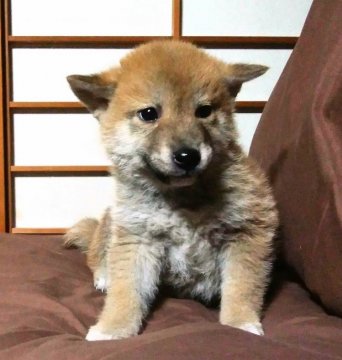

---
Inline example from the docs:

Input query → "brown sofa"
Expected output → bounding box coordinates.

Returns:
[0,1,341,358]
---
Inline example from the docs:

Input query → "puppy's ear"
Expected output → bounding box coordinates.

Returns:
[225,64,268,98]
[67,69,119,118]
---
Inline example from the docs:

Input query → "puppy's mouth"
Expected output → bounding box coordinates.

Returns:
[142,156,197,187]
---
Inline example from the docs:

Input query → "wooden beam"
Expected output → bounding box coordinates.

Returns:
[3,0,12,232]
[9,101,87,113]
[10,101,83,109]
[172,0,182,39]
[7,35,297,49]
[11,228,67,234]
[11,165,109,176]
[10,101,266,113]
[182,36,297,49]
[8,36,172,48]
[235,101,266,113]
[0,7,7,232]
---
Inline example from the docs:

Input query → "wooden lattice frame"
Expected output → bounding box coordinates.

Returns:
[0,0,297,234]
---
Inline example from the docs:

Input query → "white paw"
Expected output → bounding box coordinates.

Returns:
[238,322,264,336]
[86,326,114,341]
[93,267,109,292]
[85,324,139,341]
[94,275,108,292]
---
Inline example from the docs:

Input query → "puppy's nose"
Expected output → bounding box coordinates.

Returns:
[173,147,201,171]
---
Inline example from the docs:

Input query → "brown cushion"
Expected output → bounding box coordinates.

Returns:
[1,234,342,359]
[249,0,342,316]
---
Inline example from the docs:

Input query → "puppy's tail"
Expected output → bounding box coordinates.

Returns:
[63,218,99,252]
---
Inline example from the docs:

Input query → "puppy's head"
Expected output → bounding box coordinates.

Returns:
[68,41,267,188]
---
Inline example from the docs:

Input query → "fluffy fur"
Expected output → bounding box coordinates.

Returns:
[64,40,278,341]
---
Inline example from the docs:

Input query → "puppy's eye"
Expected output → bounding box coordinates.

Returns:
[137,107,159,122]
[195,105,213,118]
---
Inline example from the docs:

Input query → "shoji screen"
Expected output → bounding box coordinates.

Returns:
[1,0,313,233]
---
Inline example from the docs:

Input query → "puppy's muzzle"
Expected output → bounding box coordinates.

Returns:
[173,147,201,171]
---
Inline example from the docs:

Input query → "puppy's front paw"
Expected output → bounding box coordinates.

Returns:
[220,309,264,336]
[220,319,264,336]
[85,324,139,341]
[237,321,264,336]
[86,326,115,341]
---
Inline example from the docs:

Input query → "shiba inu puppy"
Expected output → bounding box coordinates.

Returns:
[64,40,278,341]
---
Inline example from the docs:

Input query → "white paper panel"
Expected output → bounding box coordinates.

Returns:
[12,49,130,101]
[11,0,172,36]
[12,49,290,101]
[14,113,260,228]
[13,112,260,165]
[208,49,291,101]
[235,113,261,153]
[15,177,113,228]
[183,0,313,36]
[14,114,109,166]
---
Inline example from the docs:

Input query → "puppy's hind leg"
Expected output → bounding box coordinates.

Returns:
[64,208,112,292]
[63,218,99,252]
[87,208,112,292]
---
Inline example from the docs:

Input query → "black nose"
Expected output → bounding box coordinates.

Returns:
[173,147,201,171]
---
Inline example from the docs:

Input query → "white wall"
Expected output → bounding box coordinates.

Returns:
[11,0,173,36]
[182,0,313,36]
[11,0,313,228]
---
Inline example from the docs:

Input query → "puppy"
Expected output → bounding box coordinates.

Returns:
[64,40,278,341]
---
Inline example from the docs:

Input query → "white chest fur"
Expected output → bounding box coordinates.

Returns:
[113,188,225,301]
